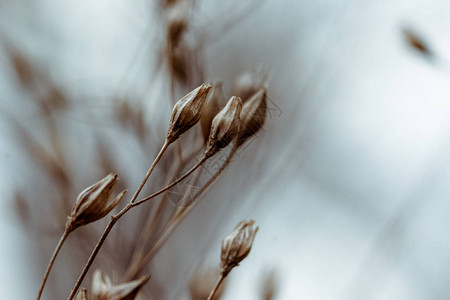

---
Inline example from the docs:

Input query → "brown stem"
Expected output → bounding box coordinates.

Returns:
[67,207,125,300]
[36,229,70,300]
[67,147,206,299]
[130,140,169,203]
[207,273,226,300]
[124,148,235,280]
[131,156,207,207]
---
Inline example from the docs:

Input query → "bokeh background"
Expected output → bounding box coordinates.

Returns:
[2,0,450,299]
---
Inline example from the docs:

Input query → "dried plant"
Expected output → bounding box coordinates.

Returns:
[4,2,273,299]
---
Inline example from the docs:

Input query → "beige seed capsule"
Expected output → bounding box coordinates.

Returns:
[66,173,126,232]
[204,96,242,158]
[166,83,212,143]
[237,88,267,147]
[220,220,259,275]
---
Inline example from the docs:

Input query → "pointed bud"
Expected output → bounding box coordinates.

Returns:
[76,288,90,300]
[166,83,212,143]
[237,88,267,147]
[66,174,126,232]
[205,96,242,158]
[221,220,258,275]
[92,270,149,300]
[200,82,225,142]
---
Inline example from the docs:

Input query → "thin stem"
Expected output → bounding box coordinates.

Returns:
[68,148,207,299]
[36,229,70,300]
[132,156,207,207]
[124,148,235,280]
[130,140,169,203]
[207,273,226,300]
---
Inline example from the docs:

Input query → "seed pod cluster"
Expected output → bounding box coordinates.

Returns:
[66,173,126,233]
[220,220,259,275]
[205,96,242,158]
[166,83,212,143]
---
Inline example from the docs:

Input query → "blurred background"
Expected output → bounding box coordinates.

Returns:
[2,0,450,299]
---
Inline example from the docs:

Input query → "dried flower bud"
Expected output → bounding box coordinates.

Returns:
[76,288,90,300]
[189,267,226,300]
[66,173,126,232]
[220,220,259,275]
[237,88,267,147]
[205,96,242,158]
[166,83,212,143]
[200,82,225,142]
[92,270,149,300]
[232,67,269,101]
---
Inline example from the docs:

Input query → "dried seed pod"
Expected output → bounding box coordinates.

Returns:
[205,96,242,158]
[76,288,90,300]
[200,82,225,142]
[189,267,226,300]
[91,270,149,300]
[237,88,267,147]
[232,67,269,101]
[66,173,126,232]
[166,83,212,143]
[220,220,259,275]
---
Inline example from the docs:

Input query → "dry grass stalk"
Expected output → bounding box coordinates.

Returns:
[7,3,272,298]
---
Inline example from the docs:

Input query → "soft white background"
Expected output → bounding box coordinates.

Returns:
[2,0,450,299]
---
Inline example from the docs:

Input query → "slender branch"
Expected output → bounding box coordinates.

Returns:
[67,146,207,299]
[124,147,235,280]
[127,144,203,270]
[67,207,125,300]
[36,229,70,300]
[130,140,169,203]
[207,273,226,300]
[131,156,207,207]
